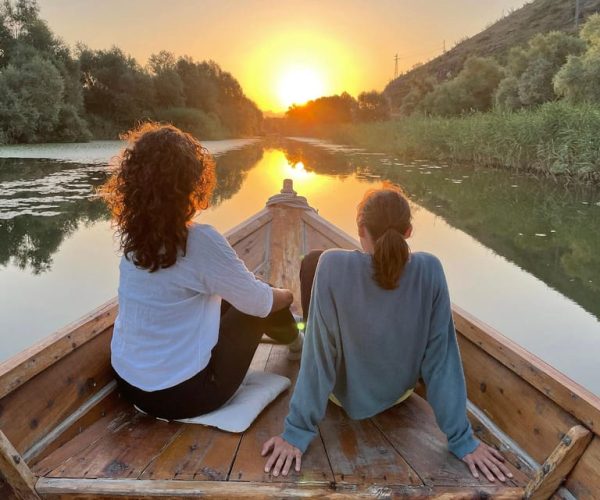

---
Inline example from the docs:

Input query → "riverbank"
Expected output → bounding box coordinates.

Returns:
[319,102,600,183]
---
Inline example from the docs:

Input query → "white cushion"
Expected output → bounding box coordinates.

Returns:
[133,370,291,432]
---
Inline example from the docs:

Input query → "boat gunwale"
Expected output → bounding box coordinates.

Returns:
[35,477,525,499]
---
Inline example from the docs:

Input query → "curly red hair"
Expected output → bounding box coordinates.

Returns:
[101,122,216,271]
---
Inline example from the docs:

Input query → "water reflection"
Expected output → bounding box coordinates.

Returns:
[0,141,265,274]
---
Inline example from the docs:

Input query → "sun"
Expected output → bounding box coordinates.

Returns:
[276,66,327,109]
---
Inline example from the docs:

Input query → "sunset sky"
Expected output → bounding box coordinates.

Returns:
[38,0,528,113]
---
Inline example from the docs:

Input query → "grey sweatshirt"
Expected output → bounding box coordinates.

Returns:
[282,249,479,459]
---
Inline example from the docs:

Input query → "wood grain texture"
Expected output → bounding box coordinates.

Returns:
[47,412,182,479]
[36,477,524,499]
[0,431,39,500]
[267,206,305,313]
[454,305,600,437]
[230,223,270,276]
[27,386,123,467]
[229,346,333,484]
[302,211,361,250]
[564,435,600,499]
[372,395,511,488]
[318,404,421,485]
[525,425,592,499]
[0,327,114,456]
[0,299,117,400]
[467,403,536,482]
[32,401,133,478]
[224,209,272,247]
[304,227,339,255]
[139,427,240,482]
[458,335,579,464]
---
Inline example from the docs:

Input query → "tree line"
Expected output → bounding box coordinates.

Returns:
[393,14,600,117]
[270,90,391,135]
[0,0,262,144]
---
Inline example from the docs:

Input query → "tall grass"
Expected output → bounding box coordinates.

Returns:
[323,102,600,182]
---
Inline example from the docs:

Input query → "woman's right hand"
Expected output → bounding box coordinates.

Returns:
[462,442,513,482]
[271,288,293,312]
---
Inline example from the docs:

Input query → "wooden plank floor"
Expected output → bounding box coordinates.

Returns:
[32,344,527,495]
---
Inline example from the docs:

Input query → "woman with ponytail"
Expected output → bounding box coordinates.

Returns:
[262,185,511,483]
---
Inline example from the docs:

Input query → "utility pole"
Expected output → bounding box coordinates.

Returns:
[443,40,446,53]
[575,0,581,29]
[394,53,399,79]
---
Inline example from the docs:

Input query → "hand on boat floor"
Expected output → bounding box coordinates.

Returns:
[462,442,514,483]
[262,435,302,477]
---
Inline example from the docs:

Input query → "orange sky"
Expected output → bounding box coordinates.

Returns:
[38,0,527,112]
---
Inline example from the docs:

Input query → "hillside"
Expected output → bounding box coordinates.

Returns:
[384,0,600,107]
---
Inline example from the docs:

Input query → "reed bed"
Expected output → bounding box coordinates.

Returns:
[322,102,600,183]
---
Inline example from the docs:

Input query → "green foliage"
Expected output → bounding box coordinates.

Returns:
[496,31,585,109]
[153,107,227,140]
[554,14,600,104]
[0,1,262,143]
[0,56,63,142]
[356,91,390,122]
[322,101,600,182]
[494,76,521,110]
[385,0,600,109]
[284,93,357,133]
[420,57,504,116]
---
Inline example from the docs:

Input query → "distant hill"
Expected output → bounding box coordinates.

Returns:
[384,0,600,107]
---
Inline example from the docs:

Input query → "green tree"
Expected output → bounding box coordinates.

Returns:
[421,57,504,116]
[78,45,155,133]
[356,91,390,122]
[554,14,600,104]
[497,31,585,109]
[0,55,63,142]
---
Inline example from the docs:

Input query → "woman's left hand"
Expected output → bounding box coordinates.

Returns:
[261,436,302,476]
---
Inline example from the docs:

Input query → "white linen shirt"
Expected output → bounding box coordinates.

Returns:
[111,223,273,391]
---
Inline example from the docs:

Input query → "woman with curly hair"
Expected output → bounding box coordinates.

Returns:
[102,123,301,420]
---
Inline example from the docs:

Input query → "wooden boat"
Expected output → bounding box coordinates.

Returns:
[1,180,599,499]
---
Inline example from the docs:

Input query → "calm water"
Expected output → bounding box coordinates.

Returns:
[1,138,599,395]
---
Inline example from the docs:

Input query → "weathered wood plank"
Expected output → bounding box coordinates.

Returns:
[318,404,421,485]
[467,402,537,482]
[458,335,579,464]
[525,425,592,499]
[564,435,600,499]
[47,413,182,479]
[229,345,333,484]
[454,306,600,436]
[0,327,114,456]
[224,209,272,247]
[268,206,306,313]
[36,477,524,499]
[0,299,117,400]
[304,227,339,255]
[0,431,40,500]
[302,210,360,250]
[32,401,133,477]
[230,223,270,275]
[372,394,504,487]
[139,426,239,482]
[27,384,123,466]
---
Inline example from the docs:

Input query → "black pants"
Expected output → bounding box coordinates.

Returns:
[114,301,299,420]
[300,249,324,322]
